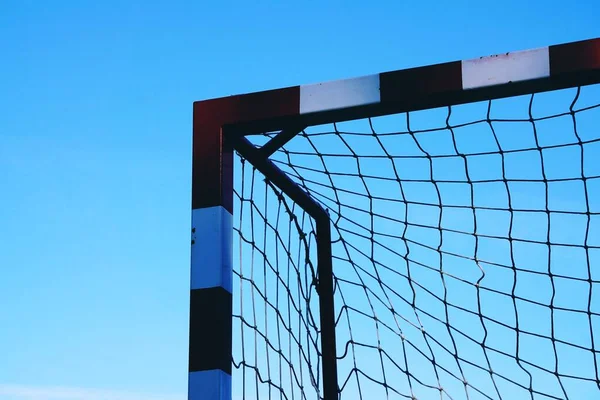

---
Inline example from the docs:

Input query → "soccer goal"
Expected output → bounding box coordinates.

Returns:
[190,38,600,400]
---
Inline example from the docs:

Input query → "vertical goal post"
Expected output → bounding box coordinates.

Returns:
[189,38,600,400]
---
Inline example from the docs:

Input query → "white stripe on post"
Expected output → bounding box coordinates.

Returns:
[189,370,232,400]
[300,74,381,114]
[461,47,550,90]
[191,206,233,293]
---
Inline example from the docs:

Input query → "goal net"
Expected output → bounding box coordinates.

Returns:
[231,83,600,400]
[233,156,323,399]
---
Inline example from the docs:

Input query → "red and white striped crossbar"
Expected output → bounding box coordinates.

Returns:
[188,37,600,400]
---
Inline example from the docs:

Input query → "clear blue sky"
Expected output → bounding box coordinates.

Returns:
[1,1,599,399]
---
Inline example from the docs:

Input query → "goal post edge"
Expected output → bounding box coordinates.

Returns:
[194,37,600,140]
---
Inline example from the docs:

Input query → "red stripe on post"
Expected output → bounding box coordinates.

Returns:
[192,98,232,213]
[550,38,600,76]
[379,61,462,103]
[192,86,300,212]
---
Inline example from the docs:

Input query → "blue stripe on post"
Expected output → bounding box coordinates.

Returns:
[189,370,232,400]
[191,206,233,293]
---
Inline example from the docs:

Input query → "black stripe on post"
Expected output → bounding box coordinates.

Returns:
[189,287,233,374]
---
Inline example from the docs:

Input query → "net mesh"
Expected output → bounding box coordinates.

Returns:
[233,157,322,400]
[233,83,600,400]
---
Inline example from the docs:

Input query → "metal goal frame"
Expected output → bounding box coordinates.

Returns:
[188,37,600,400]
